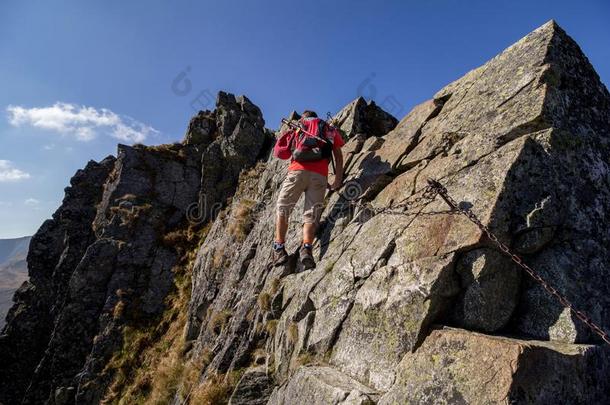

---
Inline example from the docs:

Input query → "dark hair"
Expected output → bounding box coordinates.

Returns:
[301,110,318,118]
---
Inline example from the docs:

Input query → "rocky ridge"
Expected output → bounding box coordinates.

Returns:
[1,20,609,405]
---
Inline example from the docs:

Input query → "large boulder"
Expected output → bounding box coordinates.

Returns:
[379,327,610,404]
[449,248,521,332]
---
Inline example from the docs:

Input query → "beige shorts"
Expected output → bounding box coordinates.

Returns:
[277,170,327,224]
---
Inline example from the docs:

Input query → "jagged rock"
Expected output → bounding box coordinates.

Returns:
[3,19,610,405]
[186,20,610,404]
[379,327,610,404]
[267,366,378,405]
[449,248,521,332]
[0,156,115,404]
[198,91,272,220]
[184,109,216,147]
[332,97,398,139]
[375,98,445,170]
[0,92,271,404]
[228,366,273,405]
[330,254,459,390]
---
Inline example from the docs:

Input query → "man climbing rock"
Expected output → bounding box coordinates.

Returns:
[272,110,345,269]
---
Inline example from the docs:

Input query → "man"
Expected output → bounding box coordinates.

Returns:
[272,110,345,269]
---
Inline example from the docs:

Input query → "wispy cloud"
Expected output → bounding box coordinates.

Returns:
[24,198,40,207]
[0,160,31,182]
[6,102,158,143]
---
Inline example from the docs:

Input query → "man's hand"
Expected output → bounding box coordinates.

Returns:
[329,147,344,191]
[328,177,343,191]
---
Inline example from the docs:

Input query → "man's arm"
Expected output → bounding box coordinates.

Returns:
[330,147,344,190]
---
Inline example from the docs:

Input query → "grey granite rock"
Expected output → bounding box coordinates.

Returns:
[2,20,610,405]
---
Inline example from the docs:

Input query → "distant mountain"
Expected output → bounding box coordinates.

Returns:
[0,236,30,329]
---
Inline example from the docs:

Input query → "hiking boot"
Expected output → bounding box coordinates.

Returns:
[299,244,316,270]
[273,244,289,266]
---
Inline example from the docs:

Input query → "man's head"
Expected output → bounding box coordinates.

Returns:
[301,110,318,118]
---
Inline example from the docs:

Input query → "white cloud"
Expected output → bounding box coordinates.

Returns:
[0,160,31,182]
[24,198,40,206]
[6,102,158,143]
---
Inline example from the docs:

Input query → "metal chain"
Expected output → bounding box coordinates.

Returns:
[426,179,610,345]
[342,178,609,344]
[346,184,441,216]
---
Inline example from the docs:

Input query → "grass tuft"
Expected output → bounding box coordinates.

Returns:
[257,292,271,312]
[188,370,243,405]
[287,322,298,345]
[227,199,257,242]
[209,310,232,335]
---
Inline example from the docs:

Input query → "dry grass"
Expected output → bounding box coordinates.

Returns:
[162,229,190,248]
[101,254,198,404]
[110,203,152,226]
[188,371,242,405]
[265,320,278,338]
[209,310,232,335]
[235,161,267,197]
[113,301,126,320]
[295,353,314,367]
[227,199,257,242]
[269,278,281,295]
[257,292,271,312]
[146,142,187,162]
[251,348,267,366]
[212,247,225,268]
[287,322,298,345]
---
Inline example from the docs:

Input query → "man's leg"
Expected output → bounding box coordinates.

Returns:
[276,212,289,244]
[300,172,327,269]
[274,171,305,265]
[302,222,315,245]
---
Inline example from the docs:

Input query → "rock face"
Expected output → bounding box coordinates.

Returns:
[380,328,610,405]
[332,97,398,139]
[183,20,610,404]
[0,92,270,405]
[2,20,610,405]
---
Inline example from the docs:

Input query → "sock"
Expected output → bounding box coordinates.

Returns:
[273,241,285,251]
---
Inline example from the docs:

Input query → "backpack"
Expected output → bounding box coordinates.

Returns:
[274,117,337,162]
[292,118,335,162]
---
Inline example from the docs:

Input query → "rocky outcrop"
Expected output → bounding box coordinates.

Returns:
[190,91,273,220]
[0,157,115,404]
[183,20,610,404]
[0,92,271,405]
[332,97,398,139]
[380,327,610,404]
[2,20,610,405]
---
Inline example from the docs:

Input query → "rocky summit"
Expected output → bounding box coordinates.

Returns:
[1,20,610,405]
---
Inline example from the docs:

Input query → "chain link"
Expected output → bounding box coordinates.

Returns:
[425,178,610,345]
[346,184,441,216]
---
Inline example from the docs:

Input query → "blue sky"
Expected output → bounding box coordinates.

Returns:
[0,0,609,238]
